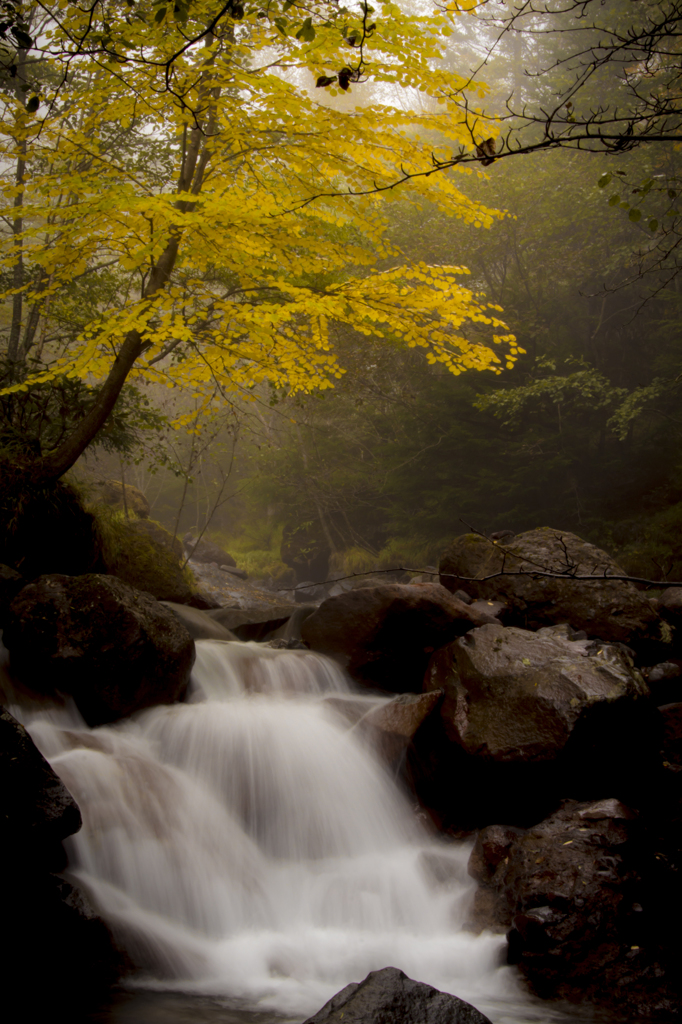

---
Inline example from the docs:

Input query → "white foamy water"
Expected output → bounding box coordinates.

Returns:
[13,639,579,1024]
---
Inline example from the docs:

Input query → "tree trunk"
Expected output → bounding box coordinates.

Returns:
[30,51,218,485]
[7,46,28,373]
[35,327,145,482]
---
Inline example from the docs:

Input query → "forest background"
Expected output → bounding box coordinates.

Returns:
[1,0,681,586]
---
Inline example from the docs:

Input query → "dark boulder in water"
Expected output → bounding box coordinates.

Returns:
[303,966,492,1024]
[0,708,121,1011]
[412,623,658,829]
[0,706,81,855]
[426,622,650,762]
[302,583,497,691]
[466,800,680,1020]
[4,573,195,725]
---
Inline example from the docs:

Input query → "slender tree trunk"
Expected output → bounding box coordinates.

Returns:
[7,46,28,373]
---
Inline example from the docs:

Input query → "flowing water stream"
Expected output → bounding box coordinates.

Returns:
[12,640,594,1024]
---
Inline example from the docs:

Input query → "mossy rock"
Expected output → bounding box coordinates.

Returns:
[98,480,150,519]
[127,519,183,560]
[95,509,196,603]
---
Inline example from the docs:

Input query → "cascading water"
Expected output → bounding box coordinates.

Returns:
[15,640,580,1023]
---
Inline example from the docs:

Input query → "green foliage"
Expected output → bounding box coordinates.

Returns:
[475,363,627,429]
[329,546,377,575]
[611,500,682,583]
[220,142,682,575]
[0,358,167,458]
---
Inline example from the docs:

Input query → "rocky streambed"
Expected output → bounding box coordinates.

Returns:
[1,526,680,1022]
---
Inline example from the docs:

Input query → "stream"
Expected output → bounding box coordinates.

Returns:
[15,640,597,1024]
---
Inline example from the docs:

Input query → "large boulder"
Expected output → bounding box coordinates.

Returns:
[439,528,661,646]
[3,574,195,726]
[303,967,492,1024]
[301,583,497,691]
[0,707,81,857]
[411,624,656,829]
[0,708,121,1011]
[99,516,196,604]
[466,801,679,1019]
[427,623,649,761]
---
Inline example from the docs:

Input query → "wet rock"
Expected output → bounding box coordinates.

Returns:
[220,564,248,580]
[0,563,23,623]
[189,560,299,614]
[649,660,682,682]
[362,690,444,763]
[426,623,649,762]
[644,659,682,706]
[1,708,121,1010]
[467,824,524,885]
[261,637,308,650]
[324,691,444,765]
[161,601,238,641]
[0,707,81,856]
[186,590,222,610]
[7,868,122,1012]
[411,624,656,829]
[268,604,318,642]
[303,966,492,1024]
[439,528,661,647]
[469,598,509,621]
[658,587,682,624]
[302,583,497,692]
[208,603,304,641]
[576,797,635,821]
[295,580,328,603]
[466,802,678,1019]
[183,533,236,567]
[4,574,195,726]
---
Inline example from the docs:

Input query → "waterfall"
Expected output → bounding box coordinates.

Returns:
[16,640,571,1023]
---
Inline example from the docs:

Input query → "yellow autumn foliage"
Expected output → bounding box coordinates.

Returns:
[0,0,519,435]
